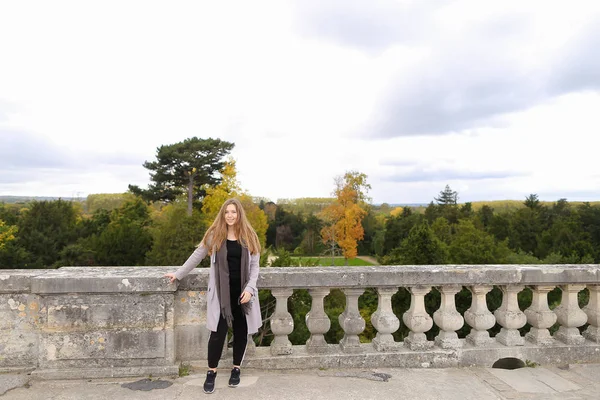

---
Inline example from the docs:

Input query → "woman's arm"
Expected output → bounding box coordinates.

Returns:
[172,244,209,281]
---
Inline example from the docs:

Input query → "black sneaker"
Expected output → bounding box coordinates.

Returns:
[228,367,241,387]
[203,370,217,394]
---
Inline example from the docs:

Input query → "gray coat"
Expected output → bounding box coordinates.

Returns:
[174,244,262,334]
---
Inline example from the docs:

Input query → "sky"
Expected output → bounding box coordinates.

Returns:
[1,0,600,204]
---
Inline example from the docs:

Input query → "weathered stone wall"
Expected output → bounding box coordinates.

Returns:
[1,264,600,379]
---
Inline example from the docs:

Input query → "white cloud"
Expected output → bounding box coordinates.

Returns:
[1,0,599,204]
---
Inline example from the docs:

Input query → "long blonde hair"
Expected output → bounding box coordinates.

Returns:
[200,198,261,255]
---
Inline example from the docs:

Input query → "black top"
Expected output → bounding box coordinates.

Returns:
[226,239,242,281]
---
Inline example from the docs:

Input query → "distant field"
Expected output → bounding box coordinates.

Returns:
[470,200,600,212]
[288,256,374,266]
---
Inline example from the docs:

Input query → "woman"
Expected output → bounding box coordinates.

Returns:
[165,198,261,394]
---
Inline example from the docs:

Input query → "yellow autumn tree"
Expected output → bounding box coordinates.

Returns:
[0,220,17,250]
[390,206,403,217]
[320,171,371,265]
[201,159,242,219]
[201,159,268,250]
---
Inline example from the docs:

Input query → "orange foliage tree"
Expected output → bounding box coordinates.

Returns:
[320,171,371,265]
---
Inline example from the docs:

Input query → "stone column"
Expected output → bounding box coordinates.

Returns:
[494,285,526,346]
[403,286,433,350]
[305,288,331,353]
[371,287,400,351]
[554,284,587,345]
[338,288,365,353]
[464,285,495,346]
[245,334,256,356]
[270,288,294,355]
[433,285,464,349]
[583,285,600,343]
[524,285,556,345]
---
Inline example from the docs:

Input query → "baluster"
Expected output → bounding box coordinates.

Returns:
[554,284,587,345]
[270,288,294,355]
[583,285,600,343]
[403,286,433,350]
[464,285,495,346]
[371,287,400,351]
[338,288,365,353]
[524,285,556,345]
[245,334,256,356]
[494,285,526,346]
[305,288,331,353]
[433,285,464,349]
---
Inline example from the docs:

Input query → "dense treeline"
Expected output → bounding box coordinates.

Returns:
[2,187,600,268]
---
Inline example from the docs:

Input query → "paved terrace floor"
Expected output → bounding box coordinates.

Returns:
[2,364,599,400]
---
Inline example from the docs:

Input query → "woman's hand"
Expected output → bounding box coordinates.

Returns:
[164,273,177,283]
[239,290,252,304]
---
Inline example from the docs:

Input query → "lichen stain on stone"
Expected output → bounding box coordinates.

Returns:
[7,298,18,310]
[29,302,39,310]
[18,304,26,312]
[98,337,105,343]
[121,279,131,287]
[187,291,197,297]
[19,312,26,317]
[181,298,187,302]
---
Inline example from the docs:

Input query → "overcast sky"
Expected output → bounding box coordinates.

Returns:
[1,0,599,204]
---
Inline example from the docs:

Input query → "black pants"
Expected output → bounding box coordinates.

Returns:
[207,278,248,368]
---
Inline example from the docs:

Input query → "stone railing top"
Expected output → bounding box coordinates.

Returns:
[254,264,600,289]
[2,264,599,294]
[28,267,177,294]
[0,270,48,293]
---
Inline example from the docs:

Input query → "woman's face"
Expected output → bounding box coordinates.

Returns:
[224,204,238,226]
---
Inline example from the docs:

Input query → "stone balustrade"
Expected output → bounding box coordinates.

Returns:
[1,264,600,379]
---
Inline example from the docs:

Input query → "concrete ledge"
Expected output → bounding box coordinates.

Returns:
[30,364,179,380]
[6,265,599,294]
[31,267,178,294]
[0,270,46,293]
[205,341,600,370]
[176,265,600,290]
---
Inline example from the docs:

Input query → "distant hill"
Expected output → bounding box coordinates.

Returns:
[0,196,85,204]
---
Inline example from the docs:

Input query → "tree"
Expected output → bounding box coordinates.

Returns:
[448,220,510,264]
[431,217,452,244]
[267,206,306,250]
[509,208,542,256]
[320,171,371,264]
[239,195,268,251]
[382,208,423,255]
[0,220,17,250]
[129,137,234,216]
[524,194,541,210]
[296,214,324,256]
[16,200,78,268]
[435,185,458,206]
[383,223,449,265]
[91,198,153,266]
[201,159,242,220]
[85,193,136,213]
[145,199,207,266]
[200,159,268,250]
[477,205,494,228]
